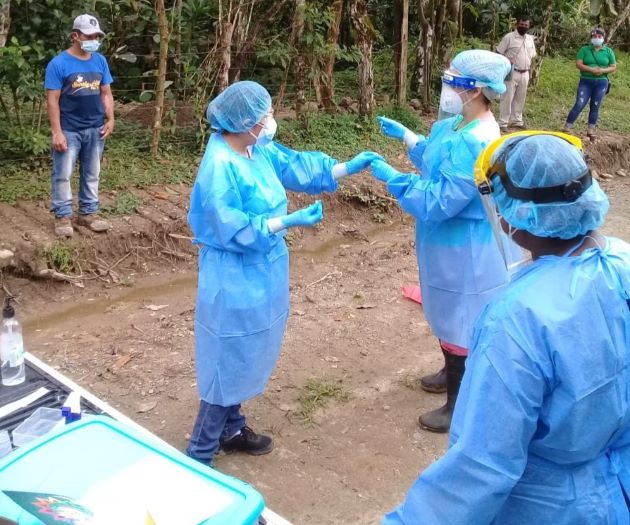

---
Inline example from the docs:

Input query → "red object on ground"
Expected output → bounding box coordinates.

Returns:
[401,284,422,305]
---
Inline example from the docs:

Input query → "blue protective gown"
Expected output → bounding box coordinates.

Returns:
[384,237,630,525]
[188,133,337,406]
[387,115,511,348]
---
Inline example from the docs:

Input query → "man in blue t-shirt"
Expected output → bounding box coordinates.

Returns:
[45,13,114,237]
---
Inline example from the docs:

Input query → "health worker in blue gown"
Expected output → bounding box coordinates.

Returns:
[383,132,630,525]
[372,50,515,433]
[185,81,382,465]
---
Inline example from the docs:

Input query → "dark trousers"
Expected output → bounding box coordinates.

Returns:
[186,400,246,465]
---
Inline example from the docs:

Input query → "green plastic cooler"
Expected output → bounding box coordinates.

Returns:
[0,416,264,524]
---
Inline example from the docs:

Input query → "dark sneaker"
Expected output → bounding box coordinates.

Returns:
[220,426,273,456]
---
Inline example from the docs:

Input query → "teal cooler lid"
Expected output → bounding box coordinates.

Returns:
[0,416,264,524]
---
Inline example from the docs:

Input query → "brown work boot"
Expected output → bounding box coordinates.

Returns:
[54,217,74,238]
[76,214,110,233]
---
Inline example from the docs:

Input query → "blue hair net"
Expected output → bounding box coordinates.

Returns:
[451,50,512,95]
[206,81,272,133]
[492,135,609,239]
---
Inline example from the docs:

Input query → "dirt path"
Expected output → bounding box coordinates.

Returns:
[2,136,630,524]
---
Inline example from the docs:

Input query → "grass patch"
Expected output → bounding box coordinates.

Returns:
[294,379,350,424]
[277,104,423,161]
[45,242,76,274]
[101,192,142,217]
[525,51,630,133]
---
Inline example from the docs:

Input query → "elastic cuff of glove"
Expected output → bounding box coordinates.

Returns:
[331,163,348,180]
[267,217,286,234]
[403,130,419,149]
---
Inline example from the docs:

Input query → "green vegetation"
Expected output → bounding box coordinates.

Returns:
[0,52,628,205]
[295,379,350,423]
[100,192,143,217]
[526,51,630,133]
[45,241,75,274]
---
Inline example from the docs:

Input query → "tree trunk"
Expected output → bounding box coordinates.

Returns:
[320,0,343,114]
[231,0,290,82]
[607,0,630,43]
[151,0,170,156]
[422,1,435,107]
[0,0,10,47]
[458,0,463,38]
[293,0,308,117]
[440,0,459,67]
[350,0,375,118]
[411,0,428,101]
[231,0,256,84]
[433,0,445,68]
[174,0,183,86]
[394,0,409,104]
[276,0,306,111]
[216,21,234,93]
[531,0,553,87]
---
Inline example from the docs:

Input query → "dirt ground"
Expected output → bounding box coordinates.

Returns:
[2,132,630,524]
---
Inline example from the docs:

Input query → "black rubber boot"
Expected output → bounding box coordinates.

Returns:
[220,426,274,456]
[418,353,466,433]
[420,348,448,393]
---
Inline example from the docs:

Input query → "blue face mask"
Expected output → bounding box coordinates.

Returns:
[80,40,101,53]
[591,38,604,47]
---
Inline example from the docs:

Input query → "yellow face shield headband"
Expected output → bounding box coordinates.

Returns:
[474,131,590,203]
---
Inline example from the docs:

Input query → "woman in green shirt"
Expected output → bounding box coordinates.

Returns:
[564,27,616,139]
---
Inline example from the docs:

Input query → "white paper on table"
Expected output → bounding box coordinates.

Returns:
[81,455,236,524]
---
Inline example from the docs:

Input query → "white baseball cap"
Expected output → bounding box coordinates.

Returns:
[72,14,105,36]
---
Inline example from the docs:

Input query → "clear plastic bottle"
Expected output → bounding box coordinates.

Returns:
[0,297,25,386]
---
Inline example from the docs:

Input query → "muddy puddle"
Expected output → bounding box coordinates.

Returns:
[21,220,409,336]
[22,275,197,334]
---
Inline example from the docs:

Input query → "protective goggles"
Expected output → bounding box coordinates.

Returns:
[474,131,590,203]
[442,72,477,90]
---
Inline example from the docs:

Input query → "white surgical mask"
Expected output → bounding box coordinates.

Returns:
[591,38,604,47]
[250,117,277,147]
[438,85,464,120]
[80,40,101,53]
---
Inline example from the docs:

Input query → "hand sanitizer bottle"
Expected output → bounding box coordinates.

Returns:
[1,297,25,386]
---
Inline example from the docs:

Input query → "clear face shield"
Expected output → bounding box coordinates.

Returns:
[438,71,478,120]
[474,131,590,279]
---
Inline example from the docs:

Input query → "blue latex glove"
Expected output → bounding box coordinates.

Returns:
[377,116,409,140]
[282,200,323,228]
[345,151,385,176]
[371,159,401,183]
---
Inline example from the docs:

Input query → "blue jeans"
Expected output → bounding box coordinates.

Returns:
[51,127,105,218]
[186,401,246,465]
[566,77,609,127]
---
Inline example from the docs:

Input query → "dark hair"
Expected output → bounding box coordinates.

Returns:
[592,27,605,36]
[516,15,530,23]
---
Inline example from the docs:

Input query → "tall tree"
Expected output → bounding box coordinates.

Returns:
[349,0,375,118]
[151,0,170,155]
[320,0,343,114]
[393,0,409,104]
[531,0,553,87]
[275,0,306,111]
[0,0,9,47]
[230,0,290,82]
[607,0,630,43]
[292,0,308,116]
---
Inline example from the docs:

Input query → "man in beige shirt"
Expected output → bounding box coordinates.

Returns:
[496,15,537,130]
